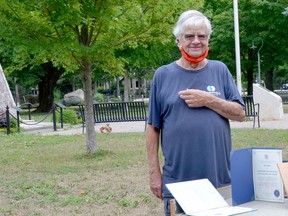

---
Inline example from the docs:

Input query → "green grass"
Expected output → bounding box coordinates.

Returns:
[20,109,54,122]
[283,104,288,113]
[19,105,81,121]
[0,130,287,215]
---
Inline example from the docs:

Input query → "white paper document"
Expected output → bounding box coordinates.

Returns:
[166,179,255,216]
[252,149,284,202]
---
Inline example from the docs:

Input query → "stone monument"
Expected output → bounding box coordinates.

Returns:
[63,89,85,106]
[0,64,17,117]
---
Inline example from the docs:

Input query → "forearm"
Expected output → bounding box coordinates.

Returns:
[179,89,245,122]
[146,124,161,174]
[146,124,163,199]
[205,96,245,122]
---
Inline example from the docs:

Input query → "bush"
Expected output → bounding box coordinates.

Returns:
[94,93,105,102]
[53,89,62,103]
[0,117,19,133]
[109,97,122,102]
[55,108,80,125]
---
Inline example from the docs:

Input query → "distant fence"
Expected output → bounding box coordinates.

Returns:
[0,105,56,135]
[0,103,72,135]
[274,90,288,104]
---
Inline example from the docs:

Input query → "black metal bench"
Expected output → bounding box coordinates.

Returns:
[274,90,288,104]
[242,95,260,128]
[78,101,147,132]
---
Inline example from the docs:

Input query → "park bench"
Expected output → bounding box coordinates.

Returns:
[274,90,288,104]
[242,95,260,128]
[78,101,147,132]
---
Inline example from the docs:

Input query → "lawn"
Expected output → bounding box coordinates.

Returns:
[0,129,288,216]
[283,104,288,113]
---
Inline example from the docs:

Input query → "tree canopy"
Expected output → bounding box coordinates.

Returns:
[204,0,288,93]
[0,0,203,153]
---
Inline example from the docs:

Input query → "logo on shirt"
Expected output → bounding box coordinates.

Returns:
[207,85,221,97]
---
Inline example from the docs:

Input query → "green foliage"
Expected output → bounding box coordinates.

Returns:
[202,0,288,91]
[53,89,62,103]
[109,97,122,102]
[9,117,17,129]
[283,105,288,113]
[54,108,80,125]
[118,199,139,208]
[0,117,18,134]
[94,93,105,102]
[0,0,204,77]
[96,87,112,95]
[0,0,204,153]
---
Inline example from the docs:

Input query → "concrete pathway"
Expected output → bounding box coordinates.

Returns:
[21,121,147,135]
[230,114,288,130]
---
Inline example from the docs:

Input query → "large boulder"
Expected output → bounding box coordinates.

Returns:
[63,89,84,106]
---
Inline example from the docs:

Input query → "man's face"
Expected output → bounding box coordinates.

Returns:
[178,27,209,58]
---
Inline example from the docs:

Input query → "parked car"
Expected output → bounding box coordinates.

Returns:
[282,83,288,90]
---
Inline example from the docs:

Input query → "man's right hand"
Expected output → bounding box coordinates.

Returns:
[149,169,163,200]
[146,124,163,199]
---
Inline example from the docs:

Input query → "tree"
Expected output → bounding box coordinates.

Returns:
[242,0,288,91]
[38,63,65,112]
[0,2,70,112]
[203,0,288,94]
[115,41,180,100]
[0,0,204,154]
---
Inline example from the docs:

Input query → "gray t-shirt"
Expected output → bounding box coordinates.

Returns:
[148,60,244,198]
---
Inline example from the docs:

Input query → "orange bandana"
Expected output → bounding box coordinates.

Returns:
[180,48,209,64]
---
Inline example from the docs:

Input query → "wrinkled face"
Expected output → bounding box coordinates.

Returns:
[177,26,209,58]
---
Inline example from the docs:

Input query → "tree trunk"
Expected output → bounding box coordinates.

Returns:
[14,77,20,106]
[116,77,120,98]
[92,80,97,97]
[72,77,76,92]
[81,61,97,154]
[137,77,143,97]
[247,49,255,96]
[124,69,130,102]
[37,62,65,112]
[247,68,254,95]
[265,69,274,91]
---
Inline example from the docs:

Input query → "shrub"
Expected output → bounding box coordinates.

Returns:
[0,117,19,133]
[94,93,105,102]
[109,97,122,102]
[55,108,80,125]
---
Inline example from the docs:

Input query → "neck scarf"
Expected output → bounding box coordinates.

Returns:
[180,47,209,64]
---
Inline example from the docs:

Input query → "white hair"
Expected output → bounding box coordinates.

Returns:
[173,10,212,39]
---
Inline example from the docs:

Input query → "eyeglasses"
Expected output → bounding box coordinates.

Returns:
[183,34,208,42]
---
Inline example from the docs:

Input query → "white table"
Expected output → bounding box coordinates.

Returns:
[237,199,288,216]
[172,186,288,216]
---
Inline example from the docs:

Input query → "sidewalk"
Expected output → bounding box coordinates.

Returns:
[230,113,288,130]
[21,114,288,135]
[21,121,147,135]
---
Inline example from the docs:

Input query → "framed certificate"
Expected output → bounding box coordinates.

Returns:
[252,149,284,202]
